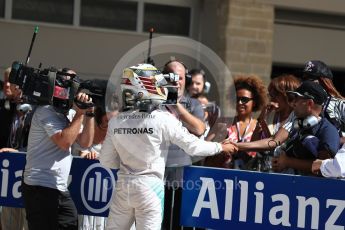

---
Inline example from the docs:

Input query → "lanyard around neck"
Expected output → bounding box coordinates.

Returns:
[236,117,252,142]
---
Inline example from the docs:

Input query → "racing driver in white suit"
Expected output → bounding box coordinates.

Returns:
[99,64,238,230]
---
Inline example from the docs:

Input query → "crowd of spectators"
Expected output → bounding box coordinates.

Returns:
[0,58,344,230]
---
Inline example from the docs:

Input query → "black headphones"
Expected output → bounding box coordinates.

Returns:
[293,115,320,130]
[188,68,211,94]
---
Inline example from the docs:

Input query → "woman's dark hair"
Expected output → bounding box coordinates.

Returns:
[318,77,345,99]
[268,74,301,103]
[233,75,268,112]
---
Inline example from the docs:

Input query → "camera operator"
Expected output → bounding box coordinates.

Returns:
[271,81,340,175]
[22,69,94,230]
[161,60,207,229]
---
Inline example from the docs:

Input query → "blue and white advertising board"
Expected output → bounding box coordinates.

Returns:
[1,152,345,229]
[0,152,117,217]
[69,158,117,216]
[0,152,25,208]
[181,166,345,230]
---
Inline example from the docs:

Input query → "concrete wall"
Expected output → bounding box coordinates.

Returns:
[0,20,148,80]
[273,24,345,69]
[2,0,345,115]
[261,0,345,14]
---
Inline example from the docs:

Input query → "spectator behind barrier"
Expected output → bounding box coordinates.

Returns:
[249,74,300,171]
[252,74,300,140]
[75,99,118,230]
[271,81,340,175]
[0,67,31,230]
[236,60,345,155]
[205,74,268,169]
[0,68,22,149]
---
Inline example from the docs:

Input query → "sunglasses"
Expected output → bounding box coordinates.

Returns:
[236,96,253,104]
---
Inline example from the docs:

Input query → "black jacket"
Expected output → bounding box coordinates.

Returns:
[0,99,16,149]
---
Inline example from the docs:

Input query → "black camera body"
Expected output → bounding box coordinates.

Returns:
[9,61,106,110]
[9,61,57,105]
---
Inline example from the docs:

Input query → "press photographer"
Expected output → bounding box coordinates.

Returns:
[19,68,95,230]
[272,81,340,175]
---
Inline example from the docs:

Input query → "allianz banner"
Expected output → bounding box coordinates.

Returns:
[181,166,345,230]
[0,152,117,217]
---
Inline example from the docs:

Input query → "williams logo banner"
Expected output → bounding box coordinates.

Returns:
[181,166,345,230]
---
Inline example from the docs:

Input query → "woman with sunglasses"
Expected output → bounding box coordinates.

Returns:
[224,75,268,169]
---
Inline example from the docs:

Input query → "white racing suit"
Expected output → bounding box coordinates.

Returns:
[321,143,345,178]
[100,110,222,230]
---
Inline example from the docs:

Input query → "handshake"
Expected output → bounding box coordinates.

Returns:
[220,139,238,157]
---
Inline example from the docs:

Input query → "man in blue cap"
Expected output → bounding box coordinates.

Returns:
[271,81,340,175]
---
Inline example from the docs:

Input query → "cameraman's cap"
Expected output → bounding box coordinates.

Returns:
[287,81,328,105]
[303,60,333,80]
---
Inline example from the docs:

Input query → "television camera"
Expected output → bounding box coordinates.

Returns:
[9,61,106,110]
[8,26,110,111]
